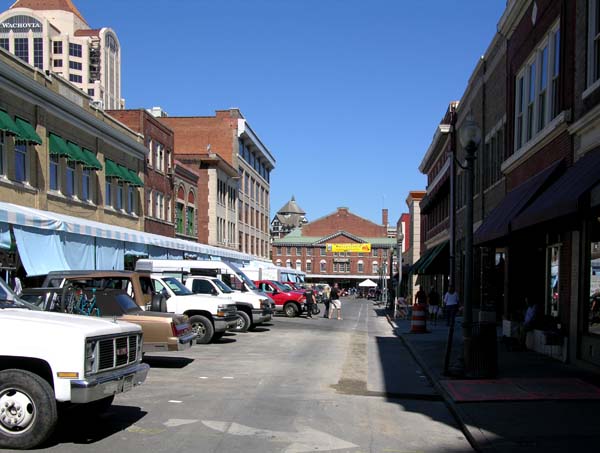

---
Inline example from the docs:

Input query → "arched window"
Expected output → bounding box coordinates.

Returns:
[186,190,195,236]
[372,261,379,275]
[275,259,282,266]
[295,260,301,270]
[306,260,312,273]
[320,260,326,273]
[357,260,364,273]
[286,259,292,268]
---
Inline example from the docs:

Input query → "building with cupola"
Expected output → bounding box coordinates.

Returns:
[270,196,308,240]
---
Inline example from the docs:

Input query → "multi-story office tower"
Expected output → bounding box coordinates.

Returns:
[0,0,122,109]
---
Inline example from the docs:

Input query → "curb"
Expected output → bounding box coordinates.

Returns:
[385,313,488,453]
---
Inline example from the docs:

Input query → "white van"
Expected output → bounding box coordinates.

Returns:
[135,259,274,330]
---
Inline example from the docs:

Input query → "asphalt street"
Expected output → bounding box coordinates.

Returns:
[21,299,473,453]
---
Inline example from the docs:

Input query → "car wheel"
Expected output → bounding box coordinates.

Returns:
[0,369,57,450]
[232,311,251,333]
[284,303,299,317]
[189,315,214,344]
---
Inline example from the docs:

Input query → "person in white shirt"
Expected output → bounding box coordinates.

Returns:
[443,285,459,326]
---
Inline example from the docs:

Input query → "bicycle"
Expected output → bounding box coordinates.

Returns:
[65,286,100,317]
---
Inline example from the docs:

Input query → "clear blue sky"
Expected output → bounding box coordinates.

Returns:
[12,0,507,226]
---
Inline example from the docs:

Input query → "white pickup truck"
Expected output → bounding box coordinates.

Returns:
[183,275,273,332]
[0,280,148,450]
[142,273,239,344]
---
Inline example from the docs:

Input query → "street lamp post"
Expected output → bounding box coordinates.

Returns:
[396,229,404,319]
[458,116,481,374]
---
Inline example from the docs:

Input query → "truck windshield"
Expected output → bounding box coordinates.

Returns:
[227,262,258,291]
[0,280,39,310]
[162,277,194,296]
[213,279,234,294]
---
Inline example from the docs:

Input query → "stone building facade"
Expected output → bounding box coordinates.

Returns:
[0,0,122,109]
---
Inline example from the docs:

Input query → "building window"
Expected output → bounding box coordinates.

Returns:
[69,60,82,70]
[295,247,301,256]
[372,248,378,257]
[14,141,27,182]
[128,186,135,213]
[69,74,82,83]
[14,38,28,64]
[547,245,560,318]
[87,88,95,96]
[116,182,124,210]
[306,248,312,256]
[333,263,339,273]
[277,247,282,256]
[33,38,43,69]
[286,247,292,256]
[372,261,379,274]
[176,202,184,233]
[295,260,301,271]
[53,59,63,68]
[588,236,600,336]
[0,38,8,51]
[53,41,62,54]
[146,189,152,216]
[82,169,90,201]
[105,180,112,207]
[320,260,326,272]
[69,43,82,57]
[186,206,194,235]
[49,155,59,191]
[589,1,600,86]
[358,260,364,273]
[320,248,326,257]
[65,161,75,197]
[286,259,292,268]
[514,21,561,150]
[306,261,312,272]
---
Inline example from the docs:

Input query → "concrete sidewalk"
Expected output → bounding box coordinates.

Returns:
[387,314,600,453]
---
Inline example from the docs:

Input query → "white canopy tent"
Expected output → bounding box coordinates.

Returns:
[358,278,378,287]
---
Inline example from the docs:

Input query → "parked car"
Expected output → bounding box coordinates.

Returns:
[22,274,197,353]
[254,280,306,317]
[183,275,274,332]
[0,277,148,449]
[42,270,237,344]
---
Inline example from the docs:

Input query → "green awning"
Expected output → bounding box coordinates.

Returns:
[48,134,72,158]
[117,164,134,184]
[66,141,87,164]
[105,159,121,179]
[127,169,144,187]
[416,241,449,275]
[81,148,102,170]
[14,117,42,144]
[0,110,19,135]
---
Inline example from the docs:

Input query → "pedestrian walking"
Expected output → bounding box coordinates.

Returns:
[443,285,459,327]
[323,285,331,318]
[428,286,441,325]
[329,283,342,320]
[12,272,22,296]
[414,285,428,306]
[304,285,316,318]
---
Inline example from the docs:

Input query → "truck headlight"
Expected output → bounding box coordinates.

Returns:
[217,304,228,317]
[85,340,97,374]
[260,298,270,309]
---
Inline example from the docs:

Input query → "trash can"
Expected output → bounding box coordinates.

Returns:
[465,322,498,378]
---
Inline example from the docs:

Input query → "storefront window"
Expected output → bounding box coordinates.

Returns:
[589,240,600,335]
[546,245,560,317]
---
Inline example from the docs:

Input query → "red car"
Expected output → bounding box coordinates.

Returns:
[254,280,306,317]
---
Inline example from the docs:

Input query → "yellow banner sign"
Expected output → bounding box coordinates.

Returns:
[327,243,371,253]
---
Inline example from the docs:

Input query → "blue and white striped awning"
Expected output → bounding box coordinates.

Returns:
[0,201,249,262]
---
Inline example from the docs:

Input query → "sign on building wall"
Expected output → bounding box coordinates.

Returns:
[0,15,42,33]
[327,243,371,253]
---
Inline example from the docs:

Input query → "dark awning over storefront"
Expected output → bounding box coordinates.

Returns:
[513,150,600,231]
[474,160,563,245]
[411,241,448,275]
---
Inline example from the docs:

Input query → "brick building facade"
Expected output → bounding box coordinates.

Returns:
[272,207,396,287]
[158,109,275,259]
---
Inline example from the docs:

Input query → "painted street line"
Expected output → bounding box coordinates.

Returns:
[202,420,358,453]
[163,419,199,428]
[168,400,182,403]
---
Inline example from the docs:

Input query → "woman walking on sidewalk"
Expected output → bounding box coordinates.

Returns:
[329,283,342,320]
[443,285,459,326]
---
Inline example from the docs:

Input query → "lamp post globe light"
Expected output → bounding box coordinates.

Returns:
[458,116,481,375]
